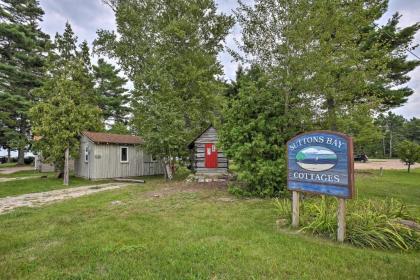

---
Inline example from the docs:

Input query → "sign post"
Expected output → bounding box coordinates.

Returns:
[292,191,300,227]
[287,131,354,242]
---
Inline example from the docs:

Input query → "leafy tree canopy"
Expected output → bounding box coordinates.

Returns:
[95,0,234,170]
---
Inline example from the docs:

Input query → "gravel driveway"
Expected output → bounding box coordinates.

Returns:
[0,183,131,214]
[355,159,417,170]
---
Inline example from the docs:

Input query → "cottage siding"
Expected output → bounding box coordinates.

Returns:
[91,144,143,179]
[74,136,93,179]
[75,136,163,179]
[192,127,228,174]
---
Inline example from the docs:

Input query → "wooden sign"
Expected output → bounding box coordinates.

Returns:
[286,131,354,242]
[287,131,354,198]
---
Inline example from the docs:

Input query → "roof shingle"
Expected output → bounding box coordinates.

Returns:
[83,131,143,145]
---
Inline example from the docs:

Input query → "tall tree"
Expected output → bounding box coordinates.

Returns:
[30,23,101,185]
[93,58,129,125]
[95,0,234,178]
[235,0,419,132]
[404,117,420,144]
[0,0,49,163]
[370,13,420,110]
[220,66,311,196]
[376,112,406,158]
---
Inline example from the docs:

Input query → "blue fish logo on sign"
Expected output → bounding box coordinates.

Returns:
[287,131,354,199]
[296,146,338,172]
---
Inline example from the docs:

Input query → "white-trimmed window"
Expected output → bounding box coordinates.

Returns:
[121,147,128,162]
[84,146,89,163]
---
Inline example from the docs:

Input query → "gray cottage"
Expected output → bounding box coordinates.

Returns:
[188,126,228,175]
[75,131,163,179]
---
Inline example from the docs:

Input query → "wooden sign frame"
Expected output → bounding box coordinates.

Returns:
[286,130,355,242]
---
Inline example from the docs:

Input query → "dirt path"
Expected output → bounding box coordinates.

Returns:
[355,159,417,170]
[0,166,34,174]
[0,183,132,214]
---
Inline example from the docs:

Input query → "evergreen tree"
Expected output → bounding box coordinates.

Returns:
[0,0,49,163]
[370,13,420,110]
[220,66,312,196]
[376,112,406,158]
[93,58,129,124]
[95,0,234,178]
[405,118,420,143]
[235,0,419,132]
[30,23,102,185]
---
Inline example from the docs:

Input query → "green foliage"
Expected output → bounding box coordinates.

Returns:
[29,23,102,170]
[0,0,49,162]
[396,140,420,173]
[405,117,420,144]
[337,106,382,154]
[93,58,130,124]
[107,121,130,135]
[275,197,419,250]
[220,67,310,196]
[95,0,234,162]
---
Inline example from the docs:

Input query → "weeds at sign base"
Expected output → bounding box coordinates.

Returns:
[274,197,419,251]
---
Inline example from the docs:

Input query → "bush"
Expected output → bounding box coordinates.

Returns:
[396,140,420,173]
[219,67,309,197]
[275,197,419,250]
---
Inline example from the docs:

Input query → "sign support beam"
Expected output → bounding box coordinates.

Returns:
[337,198,346,242]
[292,191,299,228]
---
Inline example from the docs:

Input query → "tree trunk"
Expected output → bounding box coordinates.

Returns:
[407,163,411,173]
[163,157,173,180]
[389,132,392,158]
[382,137,386,158]
[17,148,24,165]
[7,148,11,163]
[63,147,69,186]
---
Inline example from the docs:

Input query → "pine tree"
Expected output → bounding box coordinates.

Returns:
[235,0,419,132]
[0,0,49,163]
[93,58,129,124]
[369,13,420,109]
[30,23,102,185]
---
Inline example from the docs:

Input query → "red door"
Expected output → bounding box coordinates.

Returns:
[205,143,218,168]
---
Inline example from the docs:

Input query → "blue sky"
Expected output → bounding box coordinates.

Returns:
[38,0,420,119]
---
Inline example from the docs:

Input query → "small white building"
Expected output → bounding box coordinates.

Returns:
[75,131,163,179]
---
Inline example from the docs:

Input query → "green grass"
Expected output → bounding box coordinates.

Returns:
[0,171,419,279]
[0,170,49,178]
[0,173,110,198]
[0,162,18,168]
[356,169,420,214]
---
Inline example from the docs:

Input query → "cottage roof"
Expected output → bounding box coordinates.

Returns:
[187,125,213,149]
[82,131,143,145]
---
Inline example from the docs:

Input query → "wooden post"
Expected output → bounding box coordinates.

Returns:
[337,198,346,242]
[63,147,69,186]
[292,191,300,228]
[379,167,383,176]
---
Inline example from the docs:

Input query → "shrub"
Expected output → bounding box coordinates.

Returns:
[219,67,309,197]
[275,197,419,250]
[396,140,420,173]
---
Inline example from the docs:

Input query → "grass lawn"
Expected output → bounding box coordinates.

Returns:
[0,171,110,198]
[0,162,18,168]
[0,171,419,279]
[356,168,420,213]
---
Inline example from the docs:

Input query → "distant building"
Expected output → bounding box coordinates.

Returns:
[188,125,228,175]
[34,155,74,173]
[75,131,163,179]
